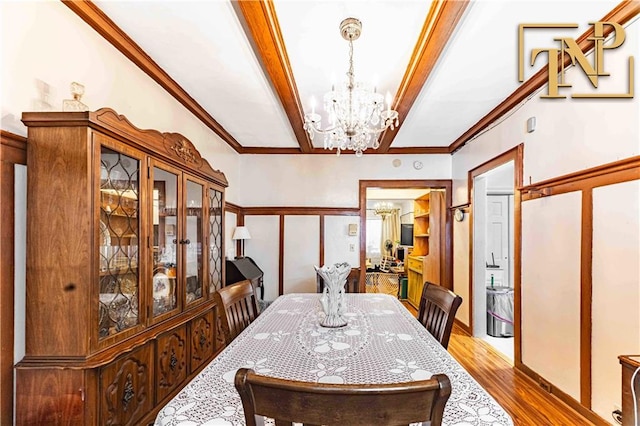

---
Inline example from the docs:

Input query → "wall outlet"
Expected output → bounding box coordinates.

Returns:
[349,243,355,252]
[538,378,551,393]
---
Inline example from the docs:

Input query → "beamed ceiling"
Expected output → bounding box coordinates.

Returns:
[65,0,638,155]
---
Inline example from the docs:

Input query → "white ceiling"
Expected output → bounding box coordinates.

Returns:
[93,0,620,152]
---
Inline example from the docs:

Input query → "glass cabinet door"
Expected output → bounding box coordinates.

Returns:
[151,165,179,319]
[208,188,223,294]
[184,178,205,304]
[99,147,140,339]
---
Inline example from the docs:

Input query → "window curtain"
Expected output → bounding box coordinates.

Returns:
[380,210,400,257]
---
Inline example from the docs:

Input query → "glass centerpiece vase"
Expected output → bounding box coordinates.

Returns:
[314,262,351,327]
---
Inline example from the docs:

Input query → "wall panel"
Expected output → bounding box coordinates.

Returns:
[284,216,320,294]
[521,192,582,401]
[244,216,280,302]
[324,216,360,268]
[591,180,640,420]
[453,218,470,326]
[224,211,237,259]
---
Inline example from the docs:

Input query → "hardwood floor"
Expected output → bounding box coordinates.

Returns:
[401,302,594,426]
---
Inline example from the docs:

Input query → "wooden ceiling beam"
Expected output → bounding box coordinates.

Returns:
[448,0,640,154]
[377,0,470,153]
[61,0,243,153]
[233,0,313,153]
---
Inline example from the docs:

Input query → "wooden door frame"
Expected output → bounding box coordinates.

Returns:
[467,144,523,364]
[358,179,453,293]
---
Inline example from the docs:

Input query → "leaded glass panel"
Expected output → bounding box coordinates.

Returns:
[99,147,139,338]
[208,188,223,294]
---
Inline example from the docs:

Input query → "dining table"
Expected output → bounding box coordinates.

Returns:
[155,293,514,426]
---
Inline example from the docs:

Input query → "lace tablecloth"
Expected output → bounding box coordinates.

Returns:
[155,293,513,426]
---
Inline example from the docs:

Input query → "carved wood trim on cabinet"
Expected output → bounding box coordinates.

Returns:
[17,109,227,424]
[156,326,188,404]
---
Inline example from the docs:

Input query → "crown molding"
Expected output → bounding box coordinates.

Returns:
[62,0,243,153]
[239,146,450,155]
[448,0,640,154]
[0,130,27,165]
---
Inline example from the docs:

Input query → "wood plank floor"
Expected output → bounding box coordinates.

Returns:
[401,302,594,426]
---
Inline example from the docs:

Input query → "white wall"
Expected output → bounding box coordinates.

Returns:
[451,20,639,207]
[225,212,237,260]
[521,192,583,401]
[0,1,240,201]
[244,216,280,302]
[591,180,640,421]
[284,216,320,293]
[238,154,451,207]
[324,216,360,267]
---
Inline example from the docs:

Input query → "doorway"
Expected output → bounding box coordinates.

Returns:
[473,162,515,361]
[358,180,453,296]
[468,144,524,365]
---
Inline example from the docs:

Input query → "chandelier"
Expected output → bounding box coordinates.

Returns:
[374,202,395,219]
[303,18,399,157]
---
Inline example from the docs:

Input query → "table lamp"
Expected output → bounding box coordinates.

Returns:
[232,226,251,258]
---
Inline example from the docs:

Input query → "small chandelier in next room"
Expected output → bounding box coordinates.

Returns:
[303,18,399,157]
[374,202,394,220]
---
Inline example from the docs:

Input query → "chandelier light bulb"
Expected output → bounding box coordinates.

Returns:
[302,18,399,157]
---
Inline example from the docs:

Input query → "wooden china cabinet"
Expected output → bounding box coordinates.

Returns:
[16,108,227,425]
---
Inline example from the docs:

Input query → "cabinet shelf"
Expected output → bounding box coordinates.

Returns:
[415,233,430,238]
[100,187,138,200]
[414,212,430,218]
[20,108,228,425]
[103,208,137,218]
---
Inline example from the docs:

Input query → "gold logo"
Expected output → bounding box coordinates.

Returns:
[518,22,634,98]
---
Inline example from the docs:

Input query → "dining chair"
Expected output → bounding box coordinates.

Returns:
[418,282,463,350]
[214,280,260,345]
[234,368,452,426]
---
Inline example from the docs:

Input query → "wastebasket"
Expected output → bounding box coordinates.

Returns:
[486,286,514,337]
[399,277,408,299]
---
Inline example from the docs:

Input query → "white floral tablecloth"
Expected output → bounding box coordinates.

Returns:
[155,293,513,426]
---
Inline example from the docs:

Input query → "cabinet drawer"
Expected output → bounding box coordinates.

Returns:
[190,310,215,373]
[407,257,423,273]
[100,344,153,426]
[156,326,188,404]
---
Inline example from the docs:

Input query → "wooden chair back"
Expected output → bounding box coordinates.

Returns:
[418,282,463,349]
[214,280,259,345]
[234,368,451,426]
[316,267,360,293]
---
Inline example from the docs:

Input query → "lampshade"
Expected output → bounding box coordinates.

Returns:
[232,226,251,240]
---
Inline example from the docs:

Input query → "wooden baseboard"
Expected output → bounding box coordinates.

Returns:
[516,363,609,425]
[454,318,471,336]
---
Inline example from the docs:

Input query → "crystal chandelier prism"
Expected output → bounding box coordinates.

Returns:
[303,18,399,157]
[374,202,394,219]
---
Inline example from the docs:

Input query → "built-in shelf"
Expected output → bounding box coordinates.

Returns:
[415,233,430,238]
[415,212,430,218]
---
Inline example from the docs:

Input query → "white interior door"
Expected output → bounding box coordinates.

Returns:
[486,194,510,287]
